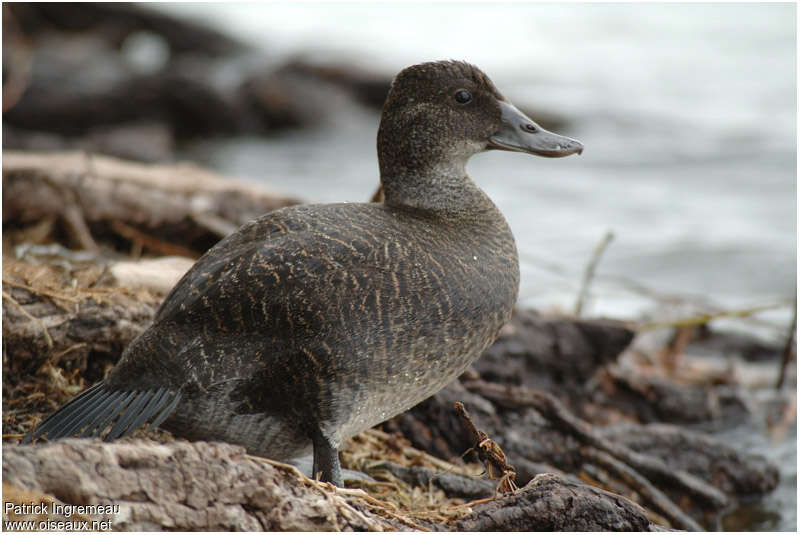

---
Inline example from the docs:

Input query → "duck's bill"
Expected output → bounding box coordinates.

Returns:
[489,101,583,157]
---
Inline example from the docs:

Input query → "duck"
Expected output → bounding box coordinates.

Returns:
[24,60,583,486]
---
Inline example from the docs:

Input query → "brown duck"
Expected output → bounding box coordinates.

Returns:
[25,60,583,486]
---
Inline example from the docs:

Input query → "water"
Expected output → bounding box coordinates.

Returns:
[158,3,796,529]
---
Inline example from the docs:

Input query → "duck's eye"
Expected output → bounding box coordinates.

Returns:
[454,90,472,104]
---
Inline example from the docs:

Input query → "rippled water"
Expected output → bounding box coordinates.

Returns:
[160,3,796,530]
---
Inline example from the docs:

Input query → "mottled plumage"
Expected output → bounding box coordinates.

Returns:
[25,60,583,486]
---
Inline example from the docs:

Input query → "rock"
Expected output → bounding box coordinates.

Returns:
[591,363,756,428]
[600,423,780,497]
[238,60,376,131]
[4,63,244,139]
[3,439,674,531]
[5,3,246,57]
[2,7,250,143]
[454,473,660,531]
[276,59,392,109]
[4,123,176,163]
[2,439,398,531]
[688,327,784,362]
[475,309,635,393]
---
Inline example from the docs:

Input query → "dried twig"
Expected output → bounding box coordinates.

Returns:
[2,290,53,348]
[658,325,695,374]
[636,303,788,332]
[62,204,100,253]
[2,278,81,304]
[776,296,797,389]
[110,220,200,258]
[250,454,430,531]
[49,343,88,366]
[454,402,517,497]
[575,230,614,317]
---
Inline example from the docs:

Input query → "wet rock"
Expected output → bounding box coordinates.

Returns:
[591,365,754,427]
[603,371,718,423]
[4,123,175,163]
[238,60,377,131]
[687,327,785,362]
[277,59,392,109]
[454,473,660,531]
[238,68,330,130]
[5,3,246,57]
[3,5,250,145]
[475,309,635,397]
[4,63,243,140]
[600,423,780,497]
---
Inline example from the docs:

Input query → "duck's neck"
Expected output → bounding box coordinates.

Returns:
[380,160,499,219]
[377,106,498,219]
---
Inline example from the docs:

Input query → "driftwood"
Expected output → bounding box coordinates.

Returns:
[2,151,299,255]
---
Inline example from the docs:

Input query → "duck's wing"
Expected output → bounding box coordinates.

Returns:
[154,208,304,323]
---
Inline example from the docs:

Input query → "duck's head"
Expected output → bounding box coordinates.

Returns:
[377,60,583,181]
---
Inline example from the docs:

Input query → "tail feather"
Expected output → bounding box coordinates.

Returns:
[50,389,119,439]
[147,391,182,432]
[105,391,153,441]
[22,382,181,444]
[21,383,105,444]
[84,391,137,438]
[125,388,170,435]
[78,391,128,438]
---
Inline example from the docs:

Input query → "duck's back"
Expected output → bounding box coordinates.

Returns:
[107,201,519,458]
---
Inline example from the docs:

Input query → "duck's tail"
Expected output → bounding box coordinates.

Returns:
[21,382,181,444]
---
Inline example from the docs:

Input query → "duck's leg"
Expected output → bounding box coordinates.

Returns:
[311,428,343,486]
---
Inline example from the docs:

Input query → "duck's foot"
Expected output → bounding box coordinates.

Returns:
[312,429,343,487]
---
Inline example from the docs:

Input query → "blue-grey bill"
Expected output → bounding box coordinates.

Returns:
[489,101,583,157]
